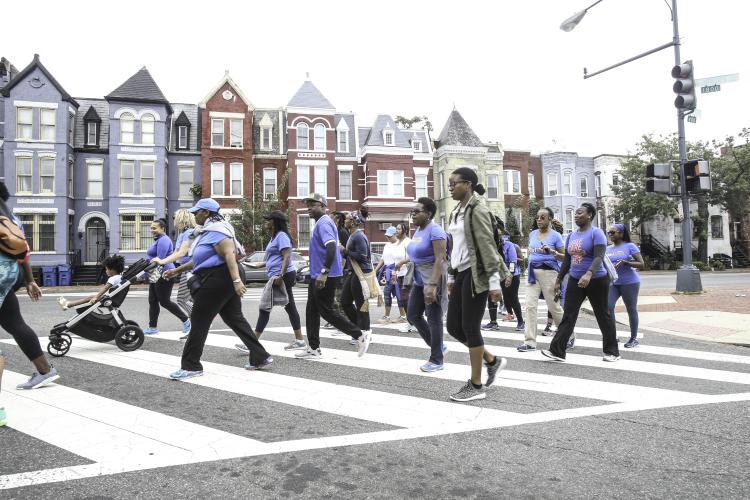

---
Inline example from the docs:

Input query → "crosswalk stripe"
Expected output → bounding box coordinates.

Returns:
[375,321,633,338]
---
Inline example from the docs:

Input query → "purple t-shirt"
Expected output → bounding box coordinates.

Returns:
[309,214,343,278]
[607,242,641,285]
[147,233,175,270]
[265,231,293,278]
[406,222,447,286]
[566,226,607,280]
[502,238,520,276]
[192,231,229,271]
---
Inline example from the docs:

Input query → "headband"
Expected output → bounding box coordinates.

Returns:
[614,223,626,232]
[349,210,365,226]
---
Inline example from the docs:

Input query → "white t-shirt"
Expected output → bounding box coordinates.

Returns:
[381,238,411,277]
[107,274,122,288]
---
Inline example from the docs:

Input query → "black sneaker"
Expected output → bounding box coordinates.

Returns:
[541,324,554,336]
[485,356,507,387]
[541,349,565,362]
[624,338,640,348]
[566,338,575,350]
[449,380,486,402]
[321,323,334,330]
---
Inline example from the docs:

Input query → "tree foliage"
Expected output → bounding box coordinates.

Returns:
[395,115,433,132]
[709,128,750,219]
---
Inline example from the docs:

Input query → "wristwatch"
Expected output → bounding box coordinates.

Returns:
[320,267,329,275]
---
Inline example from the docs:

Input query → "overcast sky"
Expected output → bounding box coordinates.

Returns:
[4,0,746,157]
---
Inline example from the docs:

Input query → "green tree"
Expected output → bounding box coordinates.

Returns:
[505,208,522,244]
[395,115,432,131]
[709,129,750,248]
[229,167,292,253]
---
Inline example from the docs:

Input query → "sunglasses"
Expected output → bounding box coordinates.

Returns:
[607,230,618,235]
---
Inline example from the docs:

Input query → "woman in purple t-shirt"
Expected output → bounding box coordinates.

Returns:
[542,203,621,363]
[606,223,644,348]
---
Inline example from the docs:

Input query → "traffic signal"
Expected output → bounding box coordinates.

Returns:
[683,159,711,193]
[672,60,697,111]
[645,163,672,194]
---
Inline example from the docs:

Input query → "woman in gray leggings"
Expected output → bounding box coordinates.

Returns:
[606,223,644,348]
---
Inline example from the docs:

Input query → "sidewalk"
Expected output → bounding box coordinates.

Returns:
[583,285,750,347]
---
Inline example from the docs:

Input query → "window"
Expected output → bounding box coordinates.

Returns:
[370,242,386,255]
[261,127,272,150]
[17,214,55,252]
[528,173,535,195]
[17,107,32,140]
[67,160,74,196]
[120,214,154,251]
[87,122,98,145]
[120,160,135,195]
[210,119,223,147]
[68,113,75,145]
[16,157,32,194]
[230,119,243,148]
[612,174,620,188]
[40,108,56,142]
[297,216,313,248]
[210,163,224,196]
[120,113,135,144]
[314,165,327,195]
[179,166,193,199]
[338,130,348,153]
[595,174,602,197]
[711,215,723,239]
[377,170,404,197]
[87,162,103,197]
[580,177,588,197]
[547,171,558,196]
[297,165,310,197]
[412,140,422,152]
[40,157,55,194]
[563,171,573,194]
[486,173,499,199]
[439,172,445,198]
[565,208,574,233]
[504,170,521,194]
[141,161,155,195]
[230,163,243,196]
[415,173,428,199]
[314,123,326,150]
[263,168,277,199]
[296,123,309,150]
[339,170,352,200]
[384,130,394,146]
[178,126,188,149]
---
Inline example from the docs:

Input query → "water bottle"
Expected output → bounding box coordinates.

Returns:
[0,349,6,427]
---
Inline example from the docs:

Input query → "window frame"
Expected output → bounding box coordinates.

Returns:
[313,123,326,151]
[211,119,224,147]
[39,156,55,194]
[120,112,135,144]
[229,119,243,148]
[562,171,573,195]
[415,173,428,199]
[263,168,277,199]
[412,140,422,152]
[528,173,535,196]
[486,172,499,199]
[67,160,74,197]
[547,171,558,196]
[296,123,309,150]
[120,213,154,252]
[140,161,155,195]
[211,162,225,196]
[338,130,348,153]
[297,165,310,197]
[580,176,588,197]
[339,170,352,200]
[178,126,188,149]
[261,126,272,150]
[230,162,243,196]
[68,112,75,145]
[504,169,521,195]
[40,108,56,142]
[377,170,404,197]
[178,165,193,200]
[87,122,98,146]
[565,208,575,233]
[384,130,394,146]
[16,107,33,140]
[710,215,723,239]
[87,162,104,198]
[17,213,56,252]
[297,215,313,248]
[120,160,135,195]
[314,165,327,195]
[595,174,602,197]
[15,156,33,194]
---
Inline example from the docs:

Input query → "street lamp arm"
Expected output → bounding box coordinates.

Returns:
[559,0,606,31]
[582,40,675,79]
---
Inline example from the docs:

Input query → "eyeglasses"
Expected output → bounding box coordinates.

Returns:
[607,231,617,235]
[448,180,469,188]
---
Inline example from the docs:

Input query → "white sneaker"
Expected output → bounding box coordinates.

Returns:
[399,323,417,333]
[602,354,621,362]
[295,346,322,359]
[357,330,372,357]
[284,339,307,351]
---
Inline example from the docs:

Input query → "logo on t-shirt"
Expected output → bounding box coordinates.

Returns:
[569,238,585,265]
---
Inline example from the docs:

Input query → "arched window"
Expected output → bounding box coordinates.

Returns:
[296,123,309,150]
[580,177,588,197]
[547,171,558,196]
[141,113,155,145]
[120,112,135,144]
[563,171,573,194]
[314,123,326,151]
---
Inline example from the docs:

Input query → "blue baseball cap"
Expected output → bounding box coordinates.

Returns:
[188,198,220,213]
[384,227,397,237]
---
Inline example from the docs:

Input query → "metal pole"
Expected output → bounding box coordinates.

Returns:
[672,0,702,292]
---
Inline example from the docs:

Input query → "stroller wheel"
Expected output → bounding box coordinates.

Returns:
[47,333,72,357]
[115,324,144,352]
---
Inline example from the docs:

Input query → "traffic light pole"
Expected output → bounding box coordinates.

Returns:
[671,0,702,292]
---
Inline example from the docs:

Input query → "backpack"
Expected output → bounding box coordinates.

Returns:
[0,216,28,259]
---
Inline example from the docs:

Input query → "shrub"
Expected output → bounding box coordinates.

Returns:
[711,260,725,271]
[693,261,709,271]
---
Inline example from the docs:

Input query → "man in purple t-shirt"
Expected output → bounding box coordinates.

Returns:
[295,193,371,359]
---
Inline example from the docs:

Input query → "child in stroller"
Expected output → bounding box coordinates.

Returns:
[57,255,125,310]
[47,258,156,357]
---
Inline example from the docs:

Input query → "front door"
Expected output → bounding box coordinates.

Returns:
[85,218,106,264]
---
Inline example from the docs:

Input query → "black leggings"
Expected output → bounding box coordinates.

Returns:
[0,292,43,361]
[500,275,523,323]
[149,277,188,327]
[447,269,488,348]
[341,273,371,331]
[255,271,301,333]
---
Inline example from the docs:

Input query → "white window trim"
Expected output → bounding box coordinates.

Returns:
[178,126,188,149]
[486,172,500,200]
[39,156,56,195]
[415,173,428,199]
[383,128,395,146]
[504,170,521,195]
[296,214,314,249]
[16,107,33,141]
[120,160,135,195]
[140,161,155,195]
[68,112,75,146]
[120,113,135,144]
[229,119,243,148]
[261,126,273,150]
[178,165,194,200]
[263,168,277,199]
[296,123,309,151]
[211,119,224,148]
[229,162,243,196]
[580,177,589,197]
[412,140,422,152]
[563,171,573,195]
[39,107,57,143]
[15,156,33,195]
[297,165,310,197]
[547,172,559,196]
[211,162,225,197]
[338,129,349,153]
[314,165,327,196]
[313,123,326,151]
[377,170,404,197]
[528,173,535,196]
[338,169,353,201]
[87,122,98,145]
[86,161,105,199]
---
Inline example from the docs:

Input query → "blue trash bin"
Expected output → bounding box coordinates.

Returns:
[42,266,58,287]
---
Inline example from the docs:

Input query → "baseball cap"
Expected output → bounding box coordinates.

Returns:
[263,210,288,221]
[384,227,397,237]
[302,193,327,207]
[188,198,220,213]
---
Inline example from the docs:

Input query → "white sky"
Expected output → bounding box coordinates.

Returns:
[4,0,747,157]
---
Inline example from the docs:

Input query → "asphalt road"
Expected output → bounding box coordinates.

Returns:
[1,285,748,498]
[639,270,750,289]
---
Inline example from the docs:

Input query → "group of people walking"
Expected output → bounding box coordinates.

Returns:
[0,167,644,406]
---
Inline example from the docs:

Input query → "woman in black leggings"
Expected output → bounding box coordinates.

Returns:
[340,208,372,339]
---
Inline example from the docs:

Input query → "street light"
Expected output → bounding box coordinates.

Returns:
[560,0,703,293]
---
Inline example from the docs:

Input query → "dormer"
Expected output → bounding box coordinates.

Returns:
[83,105,102,147]
[382,123,395,146]
[259,113,274,150]
[411,133,422,153]
[336,118,350,154]
[174,111,191,150]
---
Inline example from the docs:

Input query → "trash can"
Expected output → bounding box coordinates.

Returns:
[57,264,71,287]
[42,266,58,287]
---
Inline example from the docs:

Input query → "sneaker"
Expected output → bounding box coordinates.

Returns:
[541,349,565,362]
[349,338,357,345]
[450,380,486,402]
[399,323,417,333]
[295,346,322,359]
[501,314,515,322]
[357,330,372,357]
[321,323,334,330]
[0,407,6,427]
[57,297,69,310]
[515,322,525,332]
[143,327,159,335]
[245,356,273,370]
[516,343,536,352]
[624,338,640,348]
[377,316,391,324]
[420,362,444,373]
[182,319,192,334]
[284,339,307,351]
[169,369,203,380]
[396,316,408,323]
[16,367,60,390]
[566,338,575,350]
[602,354,621,362]
[442,344,448,354]
[541,324,554,337]
[481,321,499,331]
[543,323,552,333]
[235,343,250,353]
[485,356,507,387]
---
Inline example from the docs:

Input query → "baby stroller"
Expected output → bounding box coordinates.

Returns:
[47,259,156,357]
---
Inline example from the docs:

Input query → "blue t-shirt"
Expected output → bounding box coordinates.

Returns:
[527,229,564,272]
[407,222,447,286]
[309,214,343,278]
[175,228,194,266]
[566,226,607,280]
[345,231,373,272]
[192,231,229,271]
[265,231,293,278]
[607,242,641,285]
[502,238,520,276]
[147,234,175,271]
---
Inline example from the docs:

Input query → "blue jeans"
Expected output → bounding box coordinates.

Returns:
[608,282,640,340]
[407,285,444,365]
